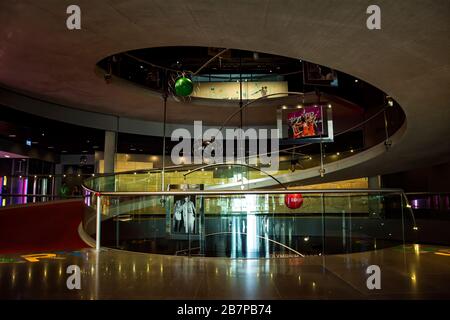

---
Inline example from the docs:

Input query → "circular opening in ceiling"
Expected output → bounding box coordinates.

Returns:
[96,46,390,106]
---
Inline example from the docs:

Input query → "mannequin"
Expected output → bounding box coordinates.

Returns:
[173,200,183,232]
[182,196,196,234]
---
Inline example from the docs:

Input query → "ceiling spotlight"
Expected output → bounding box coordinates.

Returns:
[61,150,67,153]
[297,105,303,109]
[336,152,340,156]
[328,104,332,109]
[386,96,394,107]
[282,105,287,110]
[354,79,359,83]
[350,149,354,153]
[48,146,54,149]
[4,155,10,158]
[8,134,16,138]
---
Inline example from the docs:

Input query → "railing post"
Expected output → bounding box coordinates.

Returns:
[96,193,102,251]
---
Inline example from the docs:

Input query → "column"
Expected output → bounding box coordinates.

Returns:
[104,131,116,174]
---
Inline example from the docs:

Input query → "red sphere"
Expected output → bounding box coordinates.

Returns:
[285,193,304,209]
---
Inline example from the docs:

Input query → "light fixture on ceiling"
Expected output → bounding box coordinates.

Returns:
[8,134,16,138]
[386,96,394,107]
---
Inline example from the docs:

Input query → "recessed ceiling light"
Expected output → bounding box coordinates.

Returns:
[130,148,136,151]
[32,141,38,144]
[8,134,16,138]
[82,150,88,153]
[61,150,67,153]
[48,146,54,149]
[354,79,359,83]
[93,146,99,149]
[4,155,10,158]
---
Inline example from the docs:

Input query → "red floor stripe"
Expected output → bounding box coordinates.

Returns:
[0,200,88,254]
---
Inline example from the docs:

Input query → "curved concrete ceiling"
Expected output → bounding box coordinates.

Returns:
[0,0,449,180]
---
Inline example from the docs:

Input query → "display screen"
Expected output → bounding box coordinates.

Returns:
[303,62,338,87]
[287,106,324,139]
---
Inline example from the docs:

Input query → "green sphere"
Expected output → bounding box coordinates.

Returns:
[174,77,193,96]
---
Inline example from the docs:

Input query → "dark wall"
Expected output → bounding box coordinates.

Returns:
[0,159,12,176]
[382,161,450,192]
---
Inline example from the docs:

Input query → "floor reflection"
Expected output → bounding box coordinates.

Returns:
[0,245,449,299]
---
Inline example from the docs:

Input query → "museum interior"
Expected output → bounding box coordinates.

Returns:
[0,1,449,301]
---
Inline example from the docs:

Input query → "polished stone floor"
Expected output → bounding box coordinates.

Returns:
[0,244,449,299]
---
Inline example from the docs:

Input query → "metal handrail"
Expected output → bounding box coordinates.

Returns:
[82,186,403,196]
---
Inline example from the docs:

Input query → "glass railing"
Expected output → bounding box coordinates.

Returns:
[0,174,91,207]
[80,188,418,258]
[405,192,450,219]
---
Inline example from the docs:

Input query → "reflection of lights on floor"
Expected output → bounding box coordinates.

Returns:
[435,252,450,257]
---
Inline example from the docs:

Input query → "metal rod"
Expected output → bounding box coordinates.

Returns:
[83,188,405,197]
[161,94,168,191]
[193,48,229,76]
[96,195,101,251]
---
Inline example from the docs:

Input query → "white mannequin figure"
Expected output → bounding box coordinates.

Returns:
[182,196,196,234]
[173,200,183,232]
